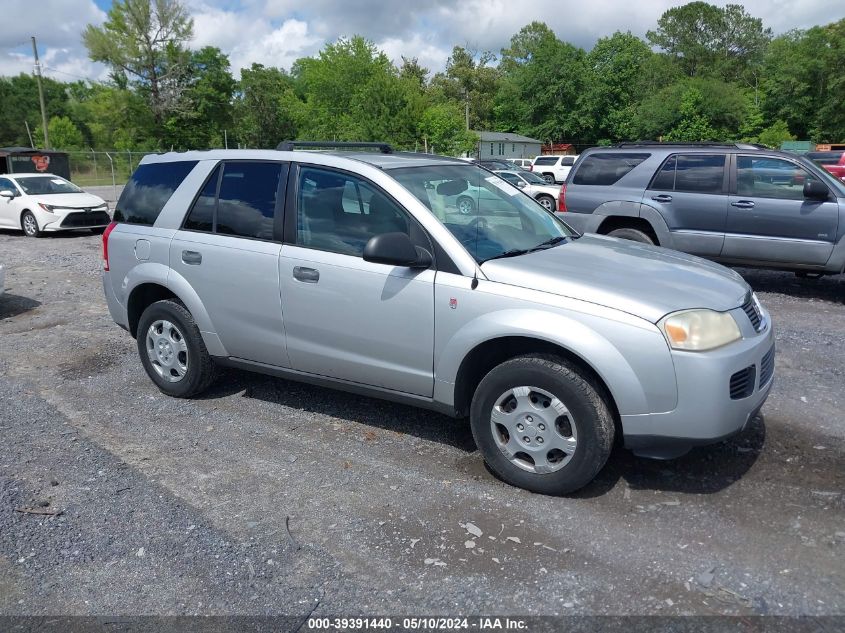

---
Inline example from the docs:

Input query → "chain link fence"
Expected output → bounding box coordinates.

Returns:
[59,150,159,205]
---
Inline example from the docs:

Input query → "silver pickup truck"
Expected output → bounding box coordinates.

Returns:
[102,142,774,495]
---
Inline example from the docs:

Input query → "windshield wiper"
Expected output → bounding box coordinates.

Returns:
[479,236,570,264]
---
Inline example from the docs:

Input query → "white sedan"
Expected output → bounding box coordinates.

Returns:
[0,173,110,237]
[495,169,561,211]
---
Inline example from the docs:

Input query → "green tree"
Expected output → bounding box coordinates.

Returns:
[648,2,771,82]
[757,120,796,148]
[36,116,84,150]
[0,74,73,147]
[430,46,499,131]
[418,103,478,155]
[164,47,236,149]
[83,0,193,125]
[495,22,590,142]
[233,64,300,148]
[665,88,717,141]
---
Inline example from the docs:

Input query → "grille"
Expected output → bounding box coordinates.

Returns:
[759,346,775,386]
[729,366,756,400]
[60,210,111,228]
[741,293,763,332]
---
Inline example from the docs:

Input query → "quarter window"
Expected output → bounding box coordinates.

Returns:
[572,153,650,186]
[115,161,197,225]
[296,167,413,257]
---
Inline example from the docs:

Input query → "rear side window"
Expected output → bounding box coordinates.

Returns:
[561,156,576,166]
[650,154,726,193]
[183,161,284,240]
[533,157,558,166]
[572,153,650,186]
[114,161,197,225]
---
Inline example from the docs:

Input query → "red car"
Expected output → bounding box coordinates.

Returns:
[807,151,845,180]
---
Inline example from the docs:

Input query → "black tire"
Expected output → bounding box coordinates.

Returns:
[541,173,555,184]
[607,227,655,245]
[21,211,41,238]
[536,195,555,212]
[136,299,216,397]
[456,196,476,214]
[470,355,615,495]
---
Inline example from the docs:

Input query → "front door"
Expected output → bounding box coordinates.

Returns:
[169,160,290,366]
[279,165,435,397]
[644,153,729,257]
[0,177,21,228]
[722,155,839,265]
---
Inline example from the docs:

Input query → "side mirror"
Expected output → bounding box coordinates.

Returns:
[0,190,14,199]
[363,232,432,268]
[803,180,829,201]
[516,181,527,188]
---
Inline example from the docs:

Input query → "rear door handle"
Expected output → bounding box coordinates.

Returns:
[731,200,755,209]
[181,250,202,265]
[293,266,320,283]
[651,194,672,203]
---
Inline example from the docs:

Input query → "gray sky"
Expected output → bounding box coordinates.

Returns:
[1,0,842,81]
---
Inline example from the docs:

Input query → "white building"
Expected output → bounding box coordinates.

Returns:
[474,131,543,160]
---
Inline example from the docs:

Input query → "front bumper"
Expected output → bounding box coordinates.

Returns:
[38,208,111,231]
[622,312,775,459]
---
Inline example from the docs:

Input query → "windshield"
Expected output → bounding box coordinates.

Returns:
[519,170,548,184]
[14,176,82,195]
[797,156,845,194]
[390,164,574,264]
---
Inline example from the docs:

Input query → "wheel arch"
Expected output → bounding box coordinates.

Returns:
[596,216,659,244]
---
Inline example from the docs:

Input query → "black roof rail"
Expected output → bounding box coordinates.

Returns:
[612,141,767,150]
[276,140,394,154]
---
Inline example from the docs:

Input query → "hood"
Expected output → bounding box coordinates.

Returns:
[527,183,560,197]
[480,233,749,323]
[30,192,106,209]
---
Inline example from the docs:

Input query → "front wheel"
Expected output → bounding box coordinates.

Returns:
[21,211,41,237]
[136,299,216,398]
[470,355,615,495]
[541,173,555,184]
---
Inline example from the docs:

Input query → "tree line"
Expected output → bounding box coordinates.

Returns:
[1,0,843,155]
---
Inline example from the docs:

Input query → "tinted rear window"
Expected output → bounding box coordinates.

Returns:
[572,153,650,186]
[650,154,726,193]
[114,161,197,225]
[533,157,558,166]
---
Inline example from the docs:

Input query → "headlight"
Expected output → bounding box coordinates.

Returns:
[38,203,55,213]
[660,309,741,351]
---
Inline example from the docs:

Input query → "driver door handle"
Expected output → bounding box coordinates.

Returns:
[651,194,672,203]
[293,266,320,283]
[731,200,755,209]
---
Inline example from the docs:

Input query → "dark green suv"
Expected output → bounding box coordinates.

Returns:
[559,142,845,276]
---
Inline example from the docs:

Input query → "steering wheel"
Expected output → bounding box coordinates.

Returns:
[468,216,489,230]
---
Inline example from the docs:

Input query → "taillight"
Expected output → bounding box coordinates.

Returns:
[102,221,118,271]
[558,183,567,212]
[528,164,533,171]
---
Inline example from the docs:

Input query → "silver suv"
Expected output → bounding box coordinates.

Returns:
[102,142,775,495]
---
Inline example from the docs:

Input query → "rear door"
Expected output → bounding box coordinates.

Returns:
[722,155,838,265]
[644,153,729,257]
[169,160,290,366]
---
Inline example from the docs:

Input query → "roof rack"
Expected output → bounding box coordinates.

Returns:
[276,140,394,154]
[613,141,767,150]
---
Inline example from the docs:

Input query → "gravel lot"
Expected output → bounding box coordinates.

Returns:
[0,229,843,619]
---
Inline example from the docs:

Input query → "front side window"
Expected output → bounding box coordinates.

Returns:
[0,177,17,194]
[296,166,413,257]
[391,164,573,263]
[737,156,821,201]
[573,153,650,186]
[115,161,197,225]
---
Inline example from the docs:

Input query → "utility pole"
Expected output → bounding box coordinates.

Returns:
[464,88,470,131]
[31,36,49,149]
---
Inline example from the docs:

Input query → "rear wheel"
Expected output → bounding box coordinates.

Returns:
[607,227,654,245]
[21,211,41,238]
[536,195,555,212]
[136,299,216,398]
[470,355,615,495]
[541,173,555,184]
